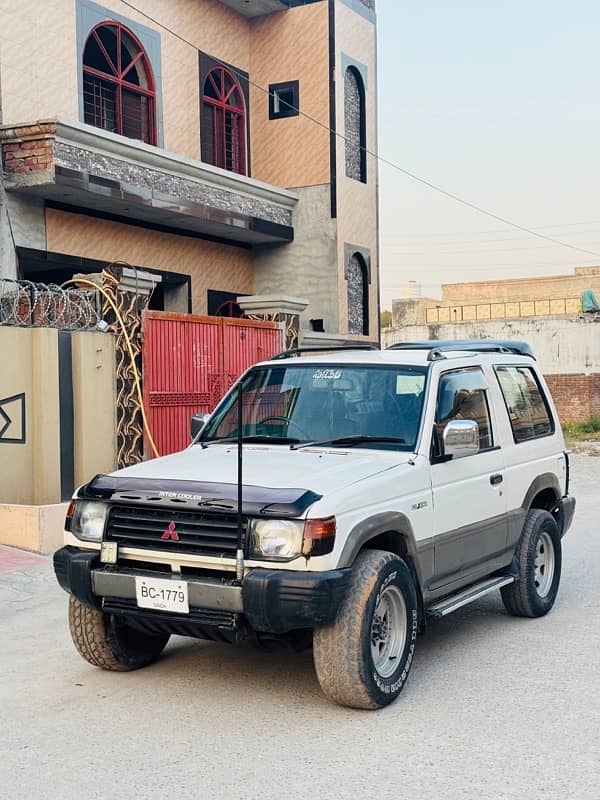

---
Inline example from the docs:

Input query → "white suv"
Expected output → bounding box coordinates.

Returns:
[54,340,575,709]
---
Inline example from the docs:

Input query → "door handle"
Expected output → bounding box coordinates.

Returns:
[490,473,503,486]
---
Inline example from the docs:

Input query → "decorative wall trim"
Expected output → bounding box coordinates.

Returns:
[344,243,371,283]
[341,53,368,89]
[338,0,376,24]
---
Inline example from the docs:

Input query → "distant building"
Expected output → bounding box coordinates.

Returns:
[383,267,600,424]
[391,266,600,328]
[0,0,378,340]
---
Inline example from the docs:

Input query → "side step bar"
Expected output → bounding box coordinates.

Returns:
[427,575,514,619]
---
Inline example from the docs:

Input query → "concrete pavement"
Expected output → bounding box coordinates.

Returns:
[1,454,599,800]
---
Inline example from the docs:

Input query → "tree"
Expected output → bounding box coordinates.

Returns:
[380,309,392,328]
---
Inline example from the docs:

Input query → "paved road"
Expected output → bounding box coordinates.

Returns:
[1,454,599,800]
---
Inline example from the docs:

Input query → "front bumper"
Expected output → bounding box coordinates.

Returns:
[53,546,350,636]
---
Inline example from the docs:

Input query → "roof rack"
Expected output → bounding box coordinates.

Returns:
[272,344,379,360]
[386,339,535,361]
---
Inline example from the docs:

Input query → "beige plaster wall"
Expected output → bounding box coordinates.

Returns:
[249,2,330,188]
[0,327,35,504]
[45,208,255,315]
[334,0,378,338]
[71,331,117,487]
[0,327,60,505]
[253,184,339,332]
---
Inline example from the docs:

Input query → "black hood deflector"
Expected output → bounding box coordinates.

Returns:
[79,474,322,518]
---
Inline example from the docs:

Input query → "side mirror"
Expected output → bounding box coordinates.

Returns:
[442,419,479,459]
[191,412,210,441]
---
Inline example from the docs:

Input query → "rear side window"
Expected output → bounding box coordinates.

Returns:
[495,366,554,442]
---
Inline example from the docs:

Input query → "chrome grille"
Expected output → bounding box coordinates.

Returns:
[105,504,242,557]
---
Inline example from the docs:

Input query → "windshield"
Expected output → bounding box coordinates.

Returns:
[200,363,428,450]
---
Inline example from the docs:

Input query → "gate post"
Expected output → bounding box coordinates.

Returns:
[236,295,309,350]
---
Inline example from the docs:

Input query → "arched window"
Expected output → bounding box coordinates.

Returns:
[344,67,366,183]
[83,22,157,145]
[202,66,247,175]
[347,252,369,335]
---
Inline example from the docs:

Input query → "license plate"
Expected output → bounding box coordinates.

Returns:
[135,576,189,614]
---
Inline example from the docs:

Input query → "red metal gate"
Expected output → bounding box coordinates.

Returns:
[142,311,283,456]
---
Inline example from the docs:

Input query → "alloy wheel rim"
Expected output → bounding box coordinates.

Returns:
[370,584,407,679]
[534,530,555,598]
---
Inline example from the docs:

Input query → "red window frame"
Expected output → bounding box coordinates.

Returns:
[202,66,247,175]
[83,21,157,145]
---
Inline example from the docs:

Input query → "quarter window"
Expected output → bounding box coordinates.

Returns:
[434,369,493,456]
[495,366,554,442]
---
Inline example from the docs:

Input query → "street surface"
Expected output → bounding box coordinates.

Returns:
[1,454,598,800]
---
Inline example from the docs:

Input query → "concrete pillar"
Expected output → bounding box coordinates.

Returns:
[237,295,309,350]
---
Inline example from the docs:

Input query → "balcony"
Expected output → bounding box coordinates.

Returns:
[0,119,296,246]
[215,0,289,18]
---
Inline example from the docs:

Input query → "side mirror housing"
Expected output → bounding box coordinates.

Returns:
[191,412,210,441]
[442,419,479,459]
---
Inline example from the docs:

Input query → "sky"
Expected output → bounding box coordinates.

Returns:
[376,0,600,309]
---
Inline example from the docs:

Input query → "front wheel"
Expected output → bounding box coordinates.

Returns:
[501,509,562,618]
[68,597,169,671]
[313,550,418,709]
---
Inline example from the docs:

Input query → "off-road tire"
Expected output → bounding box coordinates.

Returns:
[313,550,418,710]
[501,509,561,618]
[68,596,170,671]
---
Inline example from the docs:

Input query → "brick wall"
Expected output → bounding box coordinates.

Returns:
[0,122,56,174]
[545,374,600,423]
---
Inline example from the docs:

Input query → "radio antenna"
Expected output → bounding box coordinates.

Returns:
[235,379,244,582]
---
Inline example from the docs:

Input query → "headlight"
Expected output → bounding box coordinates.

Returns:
[250,519,304,560]
[249,517,336,561]
[69,501,108,542]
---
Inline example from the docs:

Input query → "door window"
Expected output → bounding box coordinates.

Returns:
[433,369,493,457]
[495,366,554,442]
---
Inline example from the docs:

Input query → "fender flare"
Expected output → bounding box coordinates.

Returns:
[337,512,421,575]
[521,473,562,511]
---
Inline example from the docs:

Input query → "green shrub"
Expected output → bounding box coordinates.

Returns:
[563,416,600,439]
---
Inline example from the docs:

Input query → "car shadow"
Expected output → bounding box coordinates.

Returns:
[144,593,523,713]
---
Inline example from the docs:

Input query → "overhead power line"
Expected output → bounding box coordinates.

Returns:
[117,0,600,260]
[384,219,600,241]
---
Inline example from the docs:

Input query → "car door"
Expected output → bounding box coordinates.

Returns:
[429,366,508,594]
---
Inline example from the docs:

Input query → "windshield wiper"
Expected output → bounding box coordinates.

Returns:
[292,435,407,450]
[201,435,300,448]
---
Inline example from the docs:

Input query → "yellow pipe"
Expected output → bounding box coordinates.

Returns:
[62,278,160,459]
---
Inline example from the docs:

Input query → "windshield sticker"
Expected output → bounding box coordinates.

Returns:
[312,369,342,381]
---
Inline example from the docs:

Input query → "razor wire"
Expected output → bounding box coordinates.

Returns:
[0,279,103,330]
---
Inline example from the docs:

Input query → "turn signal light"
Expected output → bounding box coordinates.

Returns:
[65,500,76,531]
[302,517,336,557]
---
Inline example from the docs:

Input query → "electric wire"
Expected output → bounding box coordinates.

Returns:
[62,277,160,459]
[116,0,600,260]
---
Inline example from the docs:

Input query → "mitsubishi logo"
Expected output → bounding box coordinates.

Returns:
[161,521,180,541]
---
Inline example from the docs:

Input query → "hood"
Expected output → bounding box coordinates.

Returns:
[113,444,412,497]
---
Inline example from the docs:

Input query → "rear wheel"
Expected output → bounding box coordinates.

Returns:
[501,509,561,618]
[68,596,169,671]
[313,550,418,709]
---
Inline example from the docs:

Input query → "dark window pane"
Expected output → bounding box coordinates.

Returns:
[83,75,116,132]
[435,369,493,452]
[496,367,553,442]
[96,25,118,72]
